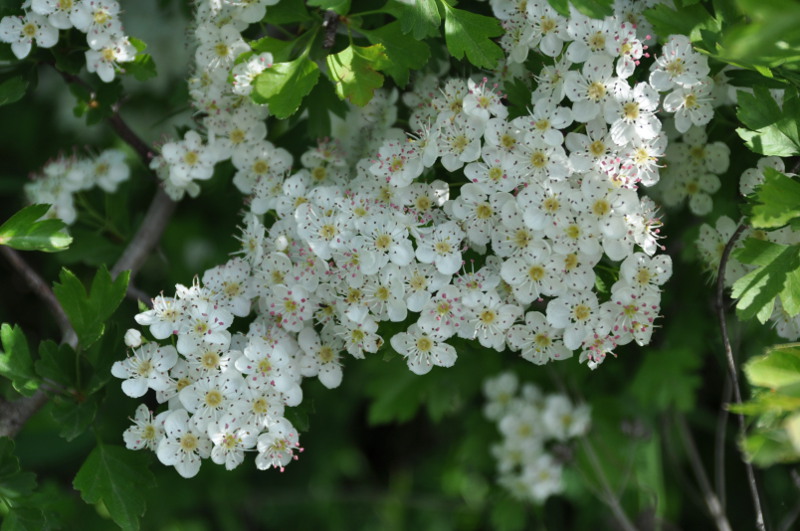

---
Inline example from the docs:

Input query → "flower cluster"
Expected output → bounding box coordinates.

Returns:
[483,372,590,503]
[0,0,136,82]
[24,149,130,224]
[111,1,716,476]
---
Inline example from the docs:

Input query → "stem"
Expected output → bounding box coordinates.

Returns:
[581,438,639,531]
[675,413,732,531]
[715,373,732,509]
[110,188,175,283]
[716,223,767,531]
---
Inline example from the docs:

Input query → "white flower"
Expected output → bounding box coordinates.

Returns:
[507,311,571,365]
[663,78,715,133]
[390,322,458,375]
[156,409,212,478]
[111,344,178,398]
[70,0,123,49]
[85,34,136,82]
[134,294,185,340]
[415,221,465,275]
[0,12,58,59]
[123,404,167,451]
[255,417,302,471]
[542,395,591,440]
[649,34,709,91]
[160,130,221,190]
[232,52,273,96]
[604,81,661,145]
[208,414,257,471]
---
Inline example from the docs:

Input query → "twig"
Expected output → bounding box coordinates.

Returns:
[715,373,732,509]
[675,413,732,531]
[108,113,153,166]
[716,223,767,531]
[581,438,639,531]
[0,246,74,344]
[0,247,79,438]
[111,187,175,282]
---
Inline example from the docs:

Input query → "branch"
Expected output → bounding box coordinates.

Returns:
[0,247,78,438]
[111,187,175,282]
[715,223,767,531]
[581,438,639,531]
[675,413,732,531]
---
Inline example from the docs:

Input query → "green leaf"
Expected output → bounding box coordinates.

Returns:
[489,495,527,531]
[73,443,155,531]
[250,36,297,63]
[252,55,320,119]
[0,438,37,500]
[263,1,312,24]
[325,44,390,106]
[569,0,614,19]
[736,87,800,157]
[644,2,718,43]
[744,346,800,390]
[34,340,78,389]
[1,507,50,531]
[124,54,157,82]
[361,22,431,87]
[442,5,504,70]
[306,0,350,15]
[717,0,800,69]
[305,76,348,139]
[742,428,798,466]
[0,324,39,397]
[0,204,72,252]
[52,266,130,348]
[750,169,800,229]
[51,395,99,441]
[732,239,800,322]
[0,76,28,106]
[730,389,800,415]
[545,0,570,17]
[396,0,441,40]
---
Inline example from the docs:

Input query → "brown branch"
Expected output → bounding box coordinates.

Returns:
[716,223,767,531]
[108,113,153,166]
[111,187,175,282]
[675,413,732,531]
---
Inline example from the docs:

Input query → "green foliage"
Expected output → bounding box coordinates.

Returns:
[361,22,431,87]
[732,239,800,322]
[0,76,28,107]
[0,438,37,501]
[750,169,800,229]
[0,324,39,397]
[442,4,504,70]
[735,345,800,466]
[629,347,701,413]
[0,204,72,253]
[73,444,156,531]
[325,44,390,106]
[124,38,157,82]
[644,1,719,43]
[252,55,320,119]
[546,0,614,19]
[69,80,124,126]
[736,87,800,157]
[716,0,800,70]
[306,0,351,16]
[396,0,441,40]
[52,266,130,349]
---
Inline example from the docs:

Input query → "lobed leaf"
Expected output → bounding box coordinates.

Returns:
[0,324,39,397]
[0,204,72,253]
[325,44,390,106]
[736,87,800,157]
[442,5,504,70]
[361,22,431,87]
[73,444,155,531]
[732,239,800,322]
[252,55,320,119]
[396,0,441,40]
[52,266,130,349]
[0,76,28,107]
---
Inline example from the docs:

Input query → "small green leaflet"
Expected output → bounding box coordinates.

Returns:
[731,238,800,322]
[361,22,431,87]
[306,0,350,15]
[442,5,504,70]
[51,395,99,442]
[125,38,157,81]
[1,506,51,531]
[0,438,37,501]
[744,345,800,390]
[325,44,390,106]
[0,324,39,397]
[736,87,800,157]
[396,0,441,40]
[73,444,155,531]
[0,204,72,253]
[547,0,614,19]
[750,168,800,229]
[52,266,130,349]
[252,55,320,119]
[0,76,28,107]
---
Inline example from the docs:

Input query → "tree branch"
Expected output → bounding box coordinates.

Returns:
[581,438,639,531]
[0,247,79,438]
[111,187,175,282]
[716,223,767,531]
[675,413,732,531]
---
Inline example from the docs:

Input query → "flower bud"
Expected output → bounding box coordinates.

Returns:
[124,328,143,348]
